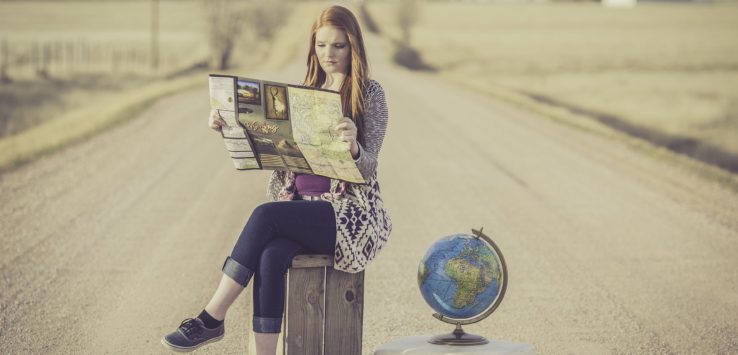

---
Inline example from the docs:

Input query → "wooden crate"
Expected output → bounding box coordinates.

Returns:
[283,254,364,355]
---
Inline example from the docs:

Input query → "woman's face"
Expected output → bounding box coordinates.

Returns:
[314,26,350,75]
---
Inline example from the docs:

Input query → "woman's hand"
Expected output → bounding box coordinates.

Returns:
[208,109,229,131]
[335,116,360,159]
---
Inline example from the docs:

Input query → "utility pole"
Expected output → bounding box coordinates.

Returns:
[151,0,159,72]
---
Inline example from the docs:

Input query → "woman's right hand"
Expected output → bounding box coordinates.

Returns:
[208,109,229,131]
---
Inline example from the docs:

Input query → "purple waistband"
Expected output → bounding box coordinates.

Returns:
[295,173,331,196]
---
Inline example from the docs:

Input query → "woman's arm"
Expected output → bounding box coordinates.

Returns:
[354,80,389,181]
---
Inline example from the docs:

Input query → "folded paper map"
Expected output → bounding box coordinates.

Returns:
[208,74,365,184]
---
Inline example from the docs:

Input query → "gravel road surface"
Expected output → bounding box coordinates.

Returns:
[1,32,737,354]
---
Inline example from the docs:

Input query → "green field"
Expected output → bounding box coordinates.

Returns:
[367,1,738,172]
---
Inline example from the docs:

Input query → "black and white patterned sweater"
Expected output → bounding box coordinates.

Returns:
[266,79,392,273]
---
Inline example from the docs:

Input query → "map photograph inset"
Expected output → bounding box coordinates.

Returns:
[276,139,302,157]
[251,134,286,169]
[276,139,313,174]
[237,78,261,105]
[265,84,289,120]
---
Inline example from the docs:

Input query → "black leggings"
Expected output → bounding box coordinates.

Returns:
[223,200,336,333]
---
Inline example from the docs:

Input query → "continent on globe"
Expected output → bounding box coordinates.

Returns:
[445,243,502,309]
[444,257,482,308]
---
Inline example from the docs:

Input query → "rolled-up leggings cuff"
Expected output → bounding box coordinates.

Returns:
[222,256,254,287]
[253,316,282,333]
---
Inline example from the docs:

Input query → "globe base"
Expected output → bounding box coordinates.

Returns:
[428,324,489,346]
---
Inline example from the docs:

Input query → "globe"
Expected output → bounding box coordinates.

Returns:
[417,228,507,345]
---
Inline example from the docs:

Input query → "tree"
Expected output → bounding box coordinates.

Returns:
[397,0,419,43]
[203,0,286,70]
[203,0,243,70]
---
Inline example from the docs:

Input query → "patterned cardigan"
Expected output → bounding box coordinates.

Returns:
[266,79,392,273]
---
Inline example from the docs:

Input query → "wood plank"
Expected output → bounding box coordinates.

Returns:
[292,254,333,268]
[324,269,364,355]
[285,267,325,355]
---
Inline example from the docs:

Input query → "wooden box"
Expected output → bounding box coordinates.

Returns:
[283,254,364,355]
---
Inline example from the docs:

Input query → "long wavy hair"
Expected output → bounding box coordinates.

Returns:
[303,5,369,145]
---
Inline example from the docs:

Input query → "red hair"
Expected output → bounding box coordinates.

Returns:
[303,5,369,145]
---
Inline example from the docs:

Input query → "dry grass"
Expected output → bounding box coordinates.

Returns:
[0,0,326,173]
[366,1,738,170]
[0,75,153,137]
[0,0,211,139]
[0,0,208,77]
[0,74,202,173]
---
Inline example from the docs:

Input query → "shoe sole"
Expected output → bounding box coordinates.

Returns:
[161,334,224,353]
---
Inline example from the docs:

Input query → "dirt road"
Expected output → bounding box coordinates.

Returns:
[1,31,737,354]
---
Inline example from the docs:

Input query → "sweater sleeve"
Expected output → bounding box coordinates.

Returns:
[266,170,285,201]
[354,80,389,181]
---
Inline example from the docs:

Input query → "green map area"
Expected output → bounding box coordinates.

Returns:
[444,243,502,309]
[288,86,364,183]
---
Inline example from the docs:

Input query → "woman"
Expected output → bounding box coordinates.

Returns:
[161,5,391,354]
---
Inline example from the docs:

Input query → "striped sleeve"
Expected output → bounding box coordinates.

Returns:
[266,170,284,201]
[354,79,389,181]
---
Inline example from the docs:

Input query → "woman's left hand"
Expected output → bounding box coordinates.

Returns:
[335,116,360,159]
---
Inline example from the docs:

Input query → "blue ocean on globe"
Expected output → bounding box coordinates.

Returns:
[418,234,503,320]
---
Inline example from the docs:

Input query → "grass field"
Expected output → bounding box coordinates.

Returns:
[366,1,738,172]
[0,0,300,138]
[0,0,322,172]
[0,0,208,78]
[0,0,210,137]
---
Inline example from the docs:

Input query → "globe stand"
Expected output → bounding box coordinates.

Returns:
[421,228,509,347]
[428,321,489,346]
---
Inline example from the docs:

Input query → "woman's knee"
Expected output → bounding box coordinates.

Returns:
[259,239,301,275]
[245,202,282,233]
[249,202,281,223]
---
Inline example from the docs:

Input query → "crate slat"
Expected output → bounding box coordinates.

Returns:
[292,254,333,268]
[285,267,325,355]
[324,268,364,355]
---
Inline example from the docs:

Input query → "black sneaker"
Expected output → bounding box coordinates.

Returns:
[161,317,224,352]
